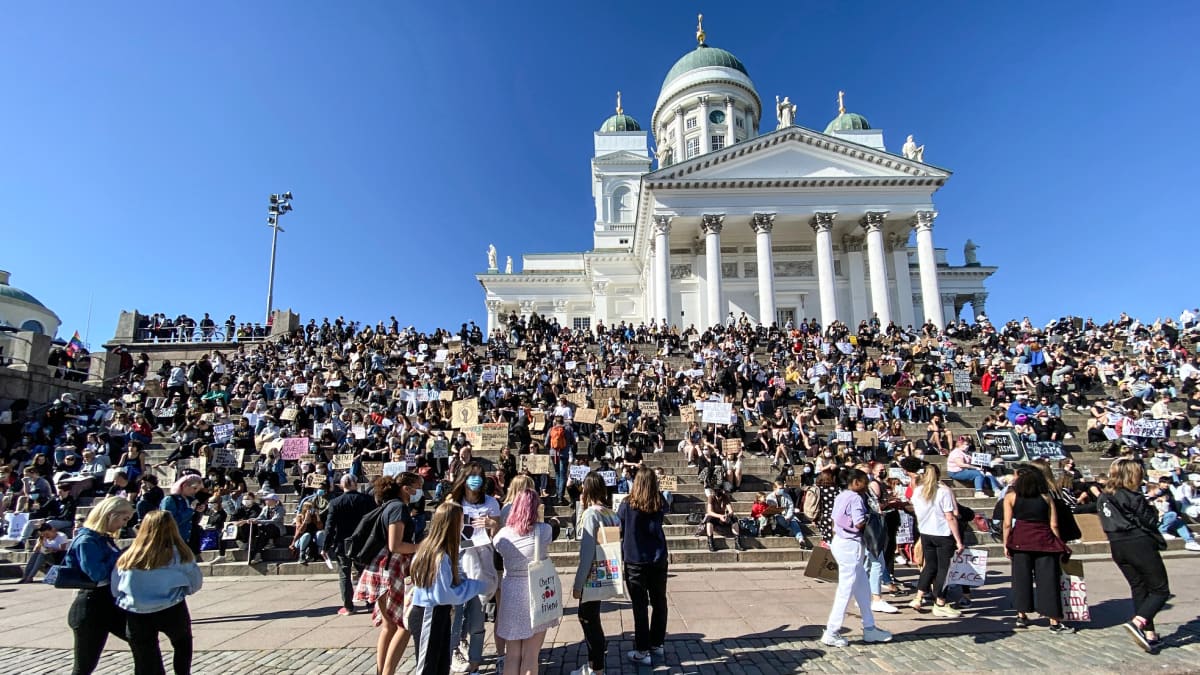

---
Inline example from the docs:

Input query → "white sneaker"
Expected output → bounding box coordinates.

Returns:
[451,654,471,673]
[210,555,226,563]
[1186,541,1200,551]
[820,632,848,648]
[1163,533,1178,540]
[863,626,893,643]
[570,667,594,675]
[973,491,987,499]
[627,649,651,666]
[871,600,899,614]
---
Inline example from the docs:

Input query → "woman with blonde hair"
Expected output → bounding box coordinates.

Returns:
[407,502,492,675]
[62,496,135,675]
[112,510,203,675]
[493,489,557,675]
[908,463,964,617]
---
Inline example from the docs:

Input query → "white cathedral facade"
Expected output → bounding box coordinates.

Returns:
[478,20,994,336]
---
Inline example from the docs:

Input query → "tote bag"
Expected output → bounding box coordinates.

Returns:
[581,526,623,603]
[527,525,563,626]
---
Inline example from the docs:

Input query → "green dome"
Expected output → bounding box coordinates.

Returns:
[599,113,642,132]
[824,112,871,134]
[663,44,749,88]
[0,284,46,308]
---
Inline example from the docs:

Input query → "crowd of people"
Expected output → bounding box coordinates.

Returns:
[1,306,1199,673]
[134,312,269,343]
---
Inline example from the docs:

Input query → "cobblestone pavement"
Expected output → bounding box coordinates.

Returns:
[2,557,1198,674]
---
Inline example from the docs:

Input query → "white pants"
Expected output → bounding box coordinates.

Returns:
[825,536,875,634]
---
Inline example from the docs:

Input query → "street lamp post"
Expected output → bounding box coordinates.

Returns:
[265,192,293,324]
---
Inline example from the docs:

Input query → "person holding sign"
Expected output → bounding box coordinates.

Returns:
[1001,467,1074,633]
[946,436,1001,498]
[447,464,500,675]
[494,489,558,675]
[617,470,669,667]
[821,468,893,648]
[908,463,965,618]
[570,473,622,675]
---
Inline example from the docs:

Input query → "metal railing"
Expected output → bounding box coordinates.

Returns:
[133,324,270,344]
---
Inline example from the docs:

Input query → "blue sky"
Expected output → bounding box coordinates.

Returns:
[2,1,1197,344]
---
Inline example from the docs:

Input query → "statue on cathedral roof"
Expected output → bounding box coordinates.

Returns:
[505,256,513,274]
[775,95,796,130]
[903,134,925,162]
[487,244,498,271]
[964,239,979,265]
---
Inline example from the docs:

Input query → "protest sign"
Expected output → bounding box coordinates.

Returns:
[361,461,384,478]
[701,402,733,425]
[383,461,407,477]
[152,464,177,484]
[212,423,235,444]
[1124,419,1167,439]
[599,470,617,487]
[803,545,839,583]
[953,370,972,394]
[574,408,598,425]
[305,473,328,489]
[281,437,309,460]
[1060,560,1090,622]
[569,464,591,483]
[971,452,996,467]
[452,399,479,428]
[680,405,696,424]
[177,457,206,475]
[658,475,678,491]
[978,429,1023,462]
[520,454,551,475]
[835,430,853,444]
[280,407,299,422]
[330,454,354,470]
[722,438,742,455]
[292,383,309,395]
[212,447,245,470]
[200,412,215,423]
[854,431,879,447]
[945,548,988,588]
[480,423,508,451]
[531,411,546,432]
[439,390,455,402]
[861,377,882,391]
[1023,441,1067,461]
[638,401,659,418]
[431,439,450,459]
[594,388,618,406]
[862,406,881,420]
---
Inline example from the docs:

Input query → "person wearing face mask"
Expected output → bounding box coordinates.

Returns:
[213,493,260,562]
[447,464,500,675]
[355,472,425,675]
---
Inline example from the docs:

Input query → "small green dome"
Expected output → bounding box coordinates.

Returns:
[824,112,871,134]
[0,283,46,309]
[663,44,749,89]
[600,113,642,133]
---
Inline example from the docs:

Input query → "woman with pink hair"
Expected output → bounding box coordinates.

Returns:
[492,488,557,675]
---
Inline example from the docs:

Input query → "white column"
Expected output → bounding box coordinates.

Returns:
[889,231,916,328]
[914,210,943,326]
[653,215,672,323]
[971,292,989,322]
[485,299,502,338]
[674,106,685,164]
[701,213,724,327]
[699,96,711,154]
[725,97,736,145]
[751,213,776,325]
[861,212,891,326]
[592,281,610,328]
[845,235,867,327]
[810,212,839,327]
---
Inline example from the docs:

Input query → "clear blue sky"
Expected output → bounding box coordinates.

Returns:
[2,1,1197,345]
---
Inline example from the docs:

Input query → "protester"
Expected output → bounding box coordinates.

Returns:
[617,469,668,667]
[407,502,492,675]
[493,489,557,675]
[1002,466,1073,633]
[570,473,621,675]
[1098,459,1172,652]
[112,510,203,675]
[822,468,893,647]
[62,496,135,675]
[907,463,963,617]
[448,463,500,675]
[160,475,203,544]
[323,474,376,615]
[19,522,70,583]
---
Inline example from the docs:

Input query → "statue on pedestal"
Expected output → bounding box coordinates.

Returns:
[487,244,498,271]
[963,239,979,265]
[902,134,925,162]
[775,95,796,129]
[505,256,513,274]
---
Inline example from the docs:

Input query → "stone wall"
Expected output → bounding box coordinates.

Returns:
[0,366,103,409]
[105,309,302,373]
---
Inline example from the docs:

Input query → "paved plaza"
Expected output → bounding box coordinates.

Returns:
[0,557,1198,674]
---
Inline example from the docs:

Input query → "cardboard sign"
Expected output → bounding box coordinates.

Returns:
[222,523,239,541]
[520,454,552,475]
[479,423,508,451]
[280,407,299,422]
[658,474,678,491]
[361,461,384,478]
[200,412,215,423]
[638,401,659,418]
[599,470,617,487]
[439,390,455,402]
[531,411,546,432]
[803,545,839,583]
[351,425,368,440]
[383,461,407,477]
[1060,560,1090,622]
[1075,513,1106,542]
[152,464,177,484]
[722,438,742,455]
[945,548,988,588]
[452,399,479,428]
[212,423,235,444]
[212,446,244,469]
[854,431,879,447]
[1024,441,1067,461]
[569,464,591,482]
[599,421,616,434]
[880,363,897,376]
[330,454,354,470]
[971,452,995,467]
[861,377,882,391]
[292,383,309,395]
[565,392,587,408]
[952,369,972,393]
[431,439,450,459]
[1124,419,1167,439]
[594,388,618,406]
[281,437,309,460]
[680,405,696,424]
[305,472,328,488]
[835,431,853,444]
[862,406,881,420]
[702,402,733,425]
[574,408,599,425]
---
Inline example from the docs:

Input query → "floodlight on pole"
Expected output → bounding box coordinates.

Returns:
[264,191,293,323]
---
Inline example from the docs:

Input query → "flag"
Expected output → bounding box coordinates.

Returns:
[66,331,84,357]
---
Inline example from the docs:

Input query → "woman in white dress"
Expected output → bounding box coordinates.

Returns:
[493,488,557,675]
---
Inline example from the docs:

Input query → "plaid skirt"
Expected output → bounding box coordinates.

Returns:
[355,550,410,627]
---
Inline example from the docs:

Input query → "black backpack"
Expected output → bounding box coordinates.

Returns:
[344,501,392,565]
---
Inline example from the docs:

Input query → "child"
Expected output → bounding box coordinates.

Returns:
[750,492,770,536]
[112,510,203,675]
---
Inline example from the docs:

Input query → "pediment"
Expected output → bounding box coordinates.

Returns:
[594,150,651,165]
[647,126,949,186]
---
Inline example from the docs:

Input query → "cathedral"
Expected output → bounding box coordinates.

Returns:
[478,17,993,335]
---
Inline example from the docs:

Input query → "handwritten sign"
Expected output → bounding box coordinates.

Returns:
[599,470,617,487]
[452,399,479,428]
[722,438,742,455]
[574,408,598,425]
[292,383,309,395]
[565,392,587,408]
[281,437,309,460]
[569,464,591,482]
[1060,560,1090,622]
[854,431,879,447]
[330,454,354,470]
[701,402,733,425]
[978,429,1023,462]
[638,401,659,418]
[280,407,299,422]
[680,405,696,424]
[594,388,618,406]
[177,457,206,475]
[520,454,552,475]
[361,461,384,478]
[383,461,407,477]
[862,406,881,420]
[531,411,546,432]
[212,446,244,469]
[861,377,882,391]
[971,452,995,467]
[351,425,367,440]
[945,548,988,588]
[953,369,972,393]
[658,474,678,491]
[1124,419,1167,439]
[1024,441,1067,461]
[305,473,328,488]
[480,423,508,451]
[835,431,853,443]
[212,423,235,444]
[431,439,450,459]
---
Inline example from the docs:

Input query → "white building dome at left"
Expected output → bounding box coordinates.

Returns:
[0,270,61,337]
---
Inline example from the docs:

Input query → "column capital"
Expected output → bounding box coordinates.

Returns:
[698,95,710,107]
[860,211,889,234]
[553,298,570,312]
[912,210,937,232]
[725,95,735,106]
[485,299,503,311]
[750,212,776,235]
[972,291,988,303]
[842,234,864,253]
[673,105,684,117]
[940,292,958,304]
[652,215,673,235]
[810,211,837,234]
[591,280,609,295]
[700,213,725,235]
[519,300,537,314]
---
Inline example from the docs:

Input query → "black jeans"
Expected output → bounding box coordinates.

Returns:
[916,534,955,602]
[408,604,453,675]
[577,600,607,671]
[1010,550,1062,619]
[67,587,128,675]
[127,600,193,675]
[624,558,668,652]
[1111,537,1171,632]
[336,553,362,612]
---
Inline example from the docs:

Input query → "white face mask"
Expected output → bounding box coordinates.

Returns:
[408,489,424,504]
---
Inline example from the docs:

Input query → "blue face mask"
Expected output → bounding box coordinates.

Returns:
[316,490,326,497]
[466,476,484,491]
